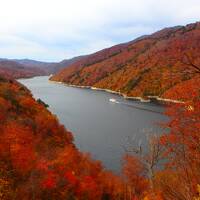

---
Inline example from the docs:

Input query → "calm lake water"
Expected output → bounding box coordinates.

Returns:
[19,76,167,173]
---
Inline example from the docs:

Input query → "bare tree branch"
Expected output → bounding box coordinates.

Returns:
[122,132,165,189]
[181,53,200,74]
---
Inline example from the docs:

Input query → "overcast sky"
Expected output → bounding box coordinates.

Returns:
[0,0,200,62]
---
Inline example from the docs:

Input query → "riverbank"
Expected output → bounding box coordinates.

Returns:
[20,76,168,172]
[49,79,184,104]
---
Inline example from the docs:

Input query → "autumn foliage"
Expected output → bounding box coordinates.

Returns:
[0,60,47,79]
[0,22,200,199]
[0,69,199,200]
[51,22,200,101]
[0,76,128,199]
[50,22,200,198]
[122,70,200,199]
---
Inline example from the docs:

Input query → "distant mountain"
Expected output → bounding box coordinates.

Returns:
[0,59,46,79]
[13,59,56,73]
[0,56,86,79]
[51,22,200,101]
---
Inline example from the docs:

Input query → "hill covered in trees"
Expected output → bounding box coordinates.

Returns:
[0,21,200,199]
[51,22,200,101]
[0,76,126,199]
[0,71,199,199]
[0,56,85,79]
[0,59,47,79]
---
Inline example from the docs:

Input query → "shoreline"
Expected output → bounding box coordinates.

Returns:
[49,79,184,104]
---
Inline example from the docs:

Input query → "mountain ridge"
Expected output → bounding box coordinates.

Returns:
[50,21,200,101]
[0,56,86,79]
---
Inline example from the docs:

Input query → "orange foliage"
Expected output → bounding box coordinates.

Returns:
[0,24,199,199]
[123,154,149,198]
[0,76,127,199]
[51,22,200,100]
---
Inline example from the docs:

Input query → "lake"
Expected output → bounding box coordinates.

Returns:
[19,76,167,173]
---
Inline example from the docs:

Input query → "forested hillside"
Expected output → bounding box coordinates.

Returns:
[0,60,47,79]
[51,22,200,101]
[0,20,200,200]
[0,56,85,79]
[0,76,126,199]
[1,72,199,199]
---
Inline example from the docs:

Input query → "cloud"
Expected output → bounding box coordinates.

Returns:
[0,0,200,61]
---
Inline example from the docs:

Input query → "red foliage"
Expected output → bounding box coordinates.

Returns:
[157,78,200,199]
[51,22,200,99]
[64,171,77,185]
[75,175,100,199]
[0,76,126,199]
[42,176,57,189]
[122,154,149,199]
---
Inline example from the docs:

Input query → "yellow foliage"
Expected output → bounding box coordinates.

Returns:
[0,178,12,200]
[194,185,200,200]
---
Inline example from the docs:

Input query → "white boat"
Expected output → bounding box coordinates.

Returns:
[109,98,117,103]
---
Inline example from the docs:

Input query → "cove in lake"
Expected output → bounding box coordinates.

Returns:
[19,76,167,173]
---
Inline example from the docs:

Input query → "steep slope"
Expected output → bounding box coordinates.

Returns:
[51,22,200,101]
[0,76,124,199]
[51,55,88,74]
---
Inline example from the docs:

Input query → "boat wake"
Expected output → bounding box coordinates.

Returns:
[109,98,163,115]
